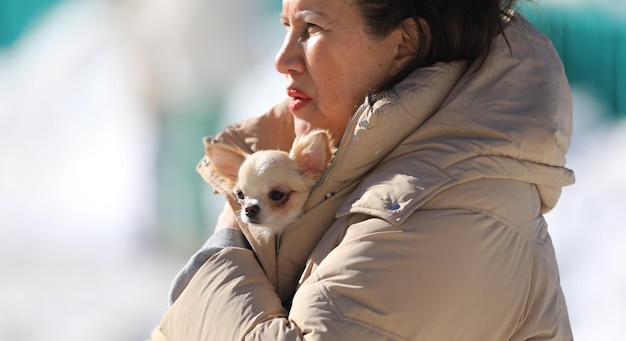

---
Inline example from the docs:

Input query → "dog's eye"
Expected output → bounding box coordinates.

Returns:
[236,190,245,200]
[268,190,285,201]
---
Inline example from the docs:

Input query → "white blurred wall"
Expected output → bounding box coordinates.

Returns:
[0,0,280,340]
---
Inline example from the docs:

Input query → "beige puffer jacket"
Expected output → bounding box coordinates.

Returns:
[152,13,575,340]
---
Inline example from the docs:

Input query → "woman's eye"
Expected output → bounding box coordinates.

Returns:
[305,23,321,34]
[236,190,245,200]
[268,190,285,201]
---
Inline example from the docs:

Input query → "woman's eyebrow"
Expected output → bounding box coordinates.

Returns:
[281,9,329,23]
[298,9,330,24]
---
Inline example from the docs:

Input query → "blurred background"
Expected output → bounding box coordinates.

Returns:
[0,0,623,340]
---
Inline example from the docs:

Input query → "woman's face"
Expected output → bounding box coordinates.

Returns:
[275,0,403,142]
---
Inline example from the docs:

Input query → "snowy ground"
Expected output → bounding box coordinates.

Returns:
[0,1,624,340]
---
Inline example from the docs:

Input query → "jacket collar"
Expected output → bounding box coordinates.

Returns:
[305,61,469,212]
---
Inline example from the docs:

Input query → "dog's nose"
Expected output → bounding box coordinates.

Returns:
[245,205,260,219]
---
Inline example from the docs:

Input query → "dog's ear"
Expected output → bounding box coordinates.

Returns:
[206,144,246,186]
[290,129,334,177]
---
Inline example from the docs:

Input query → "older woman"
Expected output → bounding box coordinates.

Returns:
[152,0,575,339]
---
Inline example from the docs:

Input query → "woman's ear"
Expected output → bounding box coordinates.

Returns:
[390,17,430,74]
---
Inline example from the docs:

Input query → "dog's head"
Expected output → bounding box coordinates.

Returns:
[206,129,333,233]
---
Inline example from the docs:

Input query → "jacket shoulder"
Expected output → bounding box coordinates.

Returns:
[201,100,294,152]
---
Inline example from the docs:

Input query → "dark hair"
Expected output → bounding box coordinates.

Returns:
[354,0,519,90]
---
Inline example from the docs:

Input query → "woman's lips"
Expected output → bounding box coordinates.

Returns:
[287,88,312,112]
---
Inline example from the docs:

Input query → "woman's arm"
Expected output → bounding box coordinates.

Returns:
[153,245,291,340]
[168,203,248,305]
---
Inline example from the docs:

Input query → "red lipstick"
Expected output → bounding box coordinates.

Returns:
[286,88,312,112]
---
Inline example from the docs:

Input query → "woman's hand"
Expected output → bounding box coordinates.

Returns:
[214,201,241,232]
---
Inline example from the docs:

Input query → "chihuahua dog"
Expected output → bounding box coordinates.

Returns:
[206,129,334,235]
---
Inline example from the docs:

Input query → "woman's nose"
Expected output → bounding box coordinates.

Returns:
[274,33,304,75]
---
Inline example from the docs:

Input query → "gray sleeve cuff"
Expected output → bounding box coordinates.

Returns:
[168,228,251,305]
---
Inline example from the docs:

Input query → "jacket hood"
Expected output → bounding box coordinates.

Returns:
[329,13,574,224]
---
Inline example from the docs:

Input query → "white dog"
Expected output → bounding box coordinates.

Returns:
[205,130,334,235]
